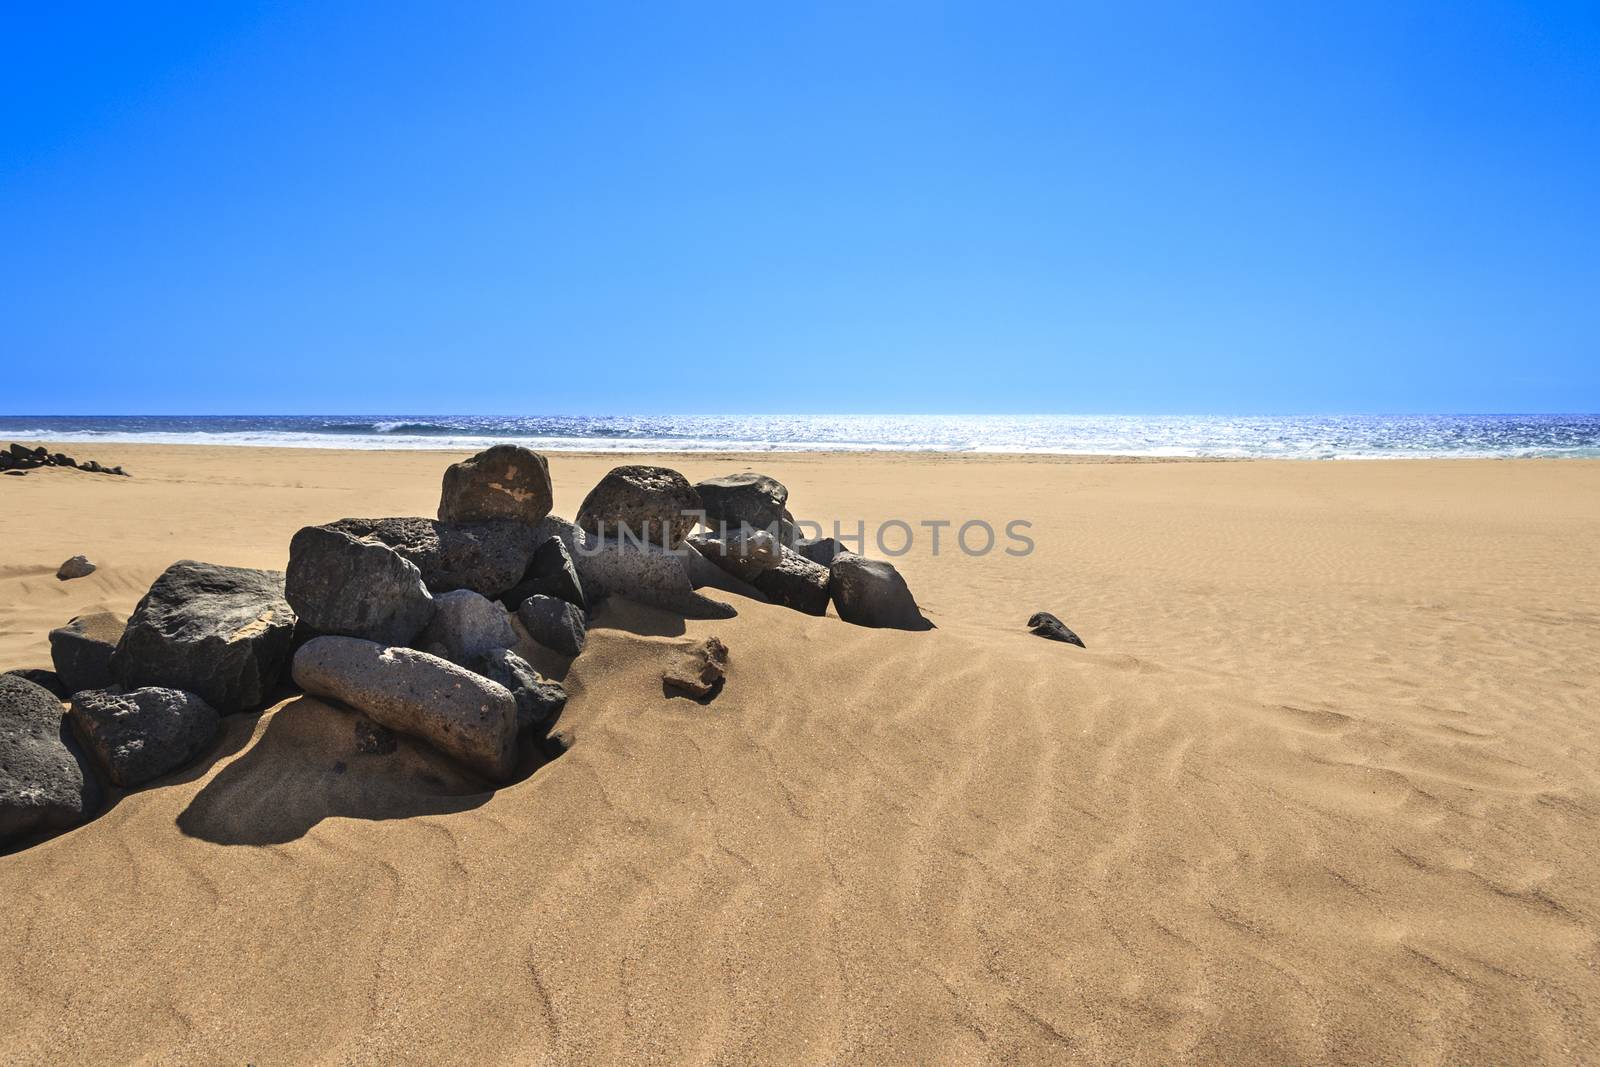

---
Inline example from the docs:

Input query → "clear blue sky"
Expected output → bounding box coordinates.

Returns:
[2,1,1596,415]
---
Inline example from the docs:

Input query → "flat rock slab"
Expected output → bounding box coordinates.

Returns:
[50,611,126,695]
[68,687,221,788]
[829,554,932,631]
[286,526,436,646]
[663,636,729,699]
[325,516,539,600]
[292,636,519,782]
[1,674,103,845]
[439,445,553,526]
[113,561,296,714]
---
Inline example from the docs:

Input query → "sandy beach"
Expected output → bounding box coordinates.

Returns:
[3,442,1599,1064]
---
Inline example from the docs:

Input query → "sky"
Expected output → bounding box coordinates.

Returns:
[2,1,1597,415]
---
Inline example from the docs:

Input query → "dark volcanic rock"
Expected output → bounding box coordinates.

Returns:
[750,546,831,616]
[474,648,568,731]
[577,465,702,548]
[828,554,931,631]
[663,636,728,699]
[795,536,848,568]
[694,473,793,541]
[438,445,553,527]
[499,536,586,611]
[285,526,435,646]
[50,611,126,694]
[113,561,297,714]
[56,555,96,581]
[517,594,587,657]
[292,636,518,781]
[3,669,67,699]
[1027,612,1086,648]
[417,589,516,665]
[68,686,221,788]
[1,674,103,845]
[324,516,539,599]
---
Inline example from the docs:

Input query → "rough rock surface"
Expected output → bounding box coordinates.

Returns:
[795,536,848,567]
[517,595,587,657]
[1027,612,1086,648]
[113,561,296,714]
[3,669,67,700]
[663,636,729,698]
[828,554,931,630]
[577,465,702,548]
[575,538,736,619]
[1,674,102,845]
[417,589,517,665]
[438,445,553,527]
[56,555,96,581]
[325,516,539,599]
[474,648,568,731]
[292,637,519,781]
[499,535,586,612]
[751,546,831,616]
[687,529,780,584]
[49,612,126,694]
[285,526,435,646]
[694,473,793,541]
[67,687,221,788]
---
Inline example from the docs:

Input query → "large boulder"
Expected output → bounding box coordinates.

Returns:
[828,554,931,630]
[438,445,553,527]
[67,687,221,788]
[291,637,519,781]
[694,473,794,542]
[577,465,701,548]
[49,611,126,694]
[418,589,517,664]
[498,536,585,611]
[285,526,435,646]
[113,561,296,714]
[474,648,568,732]
[517,595,587,657]
[751,546,831,616]
[1,674,103,845]
[575,538,736,619]
[325,517,539,599]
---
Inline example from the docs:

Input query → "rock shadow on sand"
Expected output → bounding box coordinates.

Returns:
[177,696,559,846]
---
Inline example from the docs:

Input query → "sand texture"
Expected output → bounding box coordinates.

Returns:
[3,444,1600,1065]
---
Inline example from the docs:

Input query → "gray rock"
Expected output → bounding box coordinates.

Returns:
[3,669,67,700]
[113,562,296,714]
[438,444,553,527]
[1027,612,1085,648]
[418,589,516,664]
[577,465,701,548]
[285,525,435,646]
[795,536,848,567]
[694,473,793,542]
[663,636,728,698]
[56,555,96,581]
[751,546,831,616]
[325,516,540,599]
[67,687,221,788]
[828,554,931,630]
[474,648,568,731]
[1,674,102,845]
[498,535,585,610]
[291,636,519,781]
[686,530,779,585]
[517,595,587,657]
[574,538,736,619]
[49,612,126,693]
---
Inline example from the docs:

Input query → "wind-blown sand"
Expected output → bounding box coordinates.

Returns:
[3,444,1599,1065]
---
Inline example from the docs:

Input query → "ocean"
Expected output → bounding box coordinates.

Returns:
[2,414,1598,459]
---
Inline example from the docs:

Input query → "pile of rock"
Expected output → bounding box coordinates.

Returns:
[0,443,128,477]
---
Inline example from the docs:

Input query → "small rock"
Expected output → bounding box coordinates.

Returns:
[67,687,221,788]
[577,465,702,548]
[438,444,553,527]
[474,648,568,731]
[50,612,126,694]
[291,636,519,781]
[3,668,68,699]
[828,553,931,630]
[324,516,540,600]
[499,535,586,611]
[1027,612,1085,648]
[751,546,831,616]
[56,555,96,581]
[113,561,297,714]
[517,595,587,657]
[418,589,517,665]
[663,636,729,698]
[285,525,435,646]
[0,674,102,845]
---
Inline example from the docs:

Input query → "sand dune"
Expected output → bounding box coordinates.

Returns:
[3,445,1599,1064]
